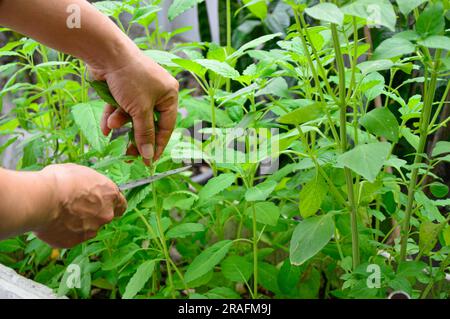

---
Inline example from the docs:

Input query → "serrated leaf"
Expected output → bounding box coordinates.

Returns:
[419,221,440,255]
[246,202,280,226]
[144,50,180,67]
[359,107,399,142]
[123,260,155,299]
[245,180,277,201]
[185,240,232,283]
[305,3,344,26]
[102,243,141,270]
[168,0,204,21]
[299,175,327,218]
[198,173,235,202]
[290,214,335,265]
[221,255,253,282]
[194,59,239,79]
[88,80,119,107]
[71,100,108,152]
[277,101,324,125]
[337,142,391,182]
[228,33,282,61]
[166,223,205,239]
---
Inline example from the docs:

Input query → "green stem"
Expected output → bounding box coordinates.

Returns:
[399,55,440,262]
[226,0,232,92]
[251,203,259,299]
[331,23,360,269]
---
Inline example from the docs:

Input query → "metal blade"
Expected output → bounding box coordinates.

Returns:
[118,165,192,191]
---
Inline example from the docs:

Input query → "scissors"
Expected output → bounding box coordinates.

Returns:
[118,165,192,192]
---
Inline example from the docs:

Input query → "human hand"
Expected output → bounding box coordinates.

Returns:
[34,164,127,248]
[89,50,179,165]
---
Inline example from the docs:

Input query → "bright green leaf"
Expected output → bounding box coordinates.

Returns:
[290,214,335,265]
[123,260,155,299]
[305,3,344,26]
[245,180,278,201]
[337,142,391,182]
[359,107,399,142]
[299,175,327,218]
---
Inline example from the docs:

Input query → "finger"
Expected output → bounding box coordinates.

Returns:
[132,111,155,165]
[107,108,131,129]
[154,99,178,161]
[114,192,127,217]
[101,104,116,136]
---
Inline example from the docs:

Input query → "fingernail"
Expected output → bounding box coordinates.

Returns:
[141,144,154,159]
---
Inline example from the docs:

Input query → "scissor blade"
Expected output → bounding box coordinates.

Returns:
[118,165,192,191]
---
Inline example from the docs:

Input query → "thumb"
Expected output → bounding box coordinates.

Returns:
[132,112,155,164]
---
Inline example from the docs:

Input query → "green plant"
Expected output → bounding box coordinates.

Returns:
[0,0,449,299]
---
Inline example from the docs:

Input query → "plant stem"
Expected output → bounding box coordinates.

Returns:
[226,0,232,92]
[251,203,259,299]
[399,54,440,262]
[331,24,360,269]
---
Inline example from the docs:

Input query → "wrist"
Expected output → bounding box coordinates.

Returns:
[28,169,60,232]
[84,29,141,74]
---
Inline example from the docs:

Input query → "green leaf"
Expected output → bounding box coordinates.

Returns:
[419,221,440,255]
[102,243,140,270]
[173,58,206,78]
[198,173,235,202]
[357,59,394,74]
[416,3,445,37]
[299,174,327,218]
[429,182,449,199]
[359,72,384,101]
[166,223,205,239]
[246,202,280,226]
[144,50,180,67]
[290,214,335,266]
[71,100,108,152]
[194,59,239,79]
[221,255,253,282]
[245,180,277,201]
[305,3,344,26]
[342,0,396,31]
[255,77,290,98]
[396,0,427,16]
[337,142,391,182]
[204,287,241,299]
[397,261,427,277]
[432,141,450,157]
[228,33,282,61]
[242,0,267,20]
[400,127,419,150]
[185,240,233,283]
[277,101,324,125]
[418,36,450,51]
[277,259,302,295]
[168,0,204,21]
[88,80,119,107]
[372,38,415,60]
[123,260,155,299]
[359,107,399,142]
